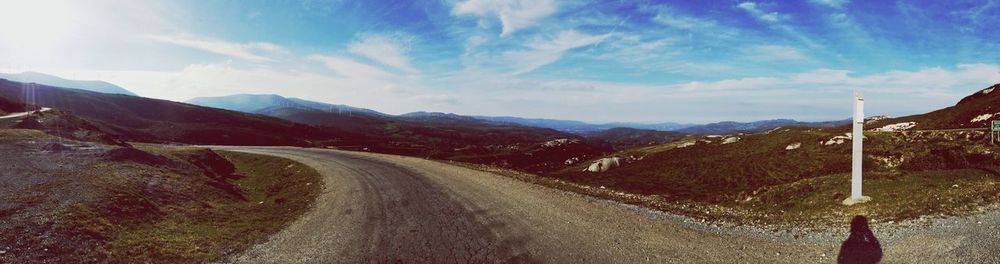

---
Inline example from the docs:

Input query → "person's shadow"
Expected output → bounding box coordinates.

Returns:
[837,215,883,264]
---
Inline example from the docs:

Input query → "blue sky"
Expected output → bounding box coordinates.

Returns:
[0,0,998,123]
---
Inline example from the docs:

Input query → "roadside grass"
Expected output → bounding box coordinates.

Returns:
[455,126,1000,228]
[68,149,322,263]
[735,169,1000,226]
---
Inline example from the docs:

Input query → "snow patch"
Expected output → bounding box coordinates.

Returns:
[722,137,740,144]
[872,122,916,132]
[971,113,997,123]
[983,87,995,95]
[676,141,696,148]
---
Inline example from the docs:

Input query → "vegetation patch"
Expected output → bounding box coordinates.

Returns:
[93,150,322,263]
[0,131,321,263]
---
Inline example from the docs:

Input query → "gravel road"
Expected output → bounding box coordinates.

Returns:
[215,147,999,263]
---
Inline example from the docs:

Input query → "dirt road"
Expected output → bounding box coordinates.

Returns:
[215,147,998,263]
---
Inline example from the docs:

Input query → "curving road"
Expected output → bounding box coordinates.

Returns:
[214,147,998,263]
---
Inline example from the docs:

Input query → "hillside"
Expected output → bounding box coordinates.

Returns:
[0,71,136,96]
[0,96,25,114]
[0,79,360,146]
[868,83,1000,130]
[259,107,613,173]
[585,127,687,150]
[538,83,1000,223]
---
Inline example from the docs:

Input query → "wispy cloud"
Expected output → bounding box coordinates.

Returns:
[736,2,785,22]
[452,0,557,37]
[145,34,287,62]
[651,8,718,29]
[746,45,808,60]
[735,2,822,49]
[504,30,609,75]
[307,54,390,79]
[808,0,850,9]
[347,33,419,74]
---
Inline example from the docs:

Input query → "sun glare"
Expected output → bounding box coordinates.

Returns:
[0,0,77,51]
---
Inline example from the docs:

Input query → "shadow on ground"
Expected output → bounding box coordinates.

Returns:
[838,215,883,264]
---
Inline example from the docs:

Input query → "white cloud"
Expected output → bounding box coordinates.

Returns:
[307,54,391,79]
[504,30,609,74]
[145,34,287,62]
[679,77,782,91]
[452,0,557,37]
[809,0,850,9]
[347,34,419,74]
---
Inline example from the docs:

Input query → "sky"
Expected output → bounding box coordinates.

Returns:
[0,0,998,123]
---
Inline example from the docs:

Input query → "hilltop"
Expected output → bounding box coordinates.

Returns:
[0,72,136,96]
[869,83,1000,130]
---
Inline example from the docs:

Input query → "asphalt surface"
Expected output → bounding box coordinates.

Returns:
[215,147,999,263]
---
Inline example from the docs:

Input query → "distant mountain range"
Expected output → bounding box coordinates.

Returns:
[471,116,694,134]
[186,94,850,135]
[676,119,851,134]
[188,94,384,116]
[0,71,136,96]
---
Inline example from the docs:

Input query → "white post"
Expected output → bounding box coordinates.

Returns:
[844,90,871,205]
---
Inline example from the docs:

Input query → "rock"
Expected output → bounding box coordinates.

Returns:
[585,157,621,172]
[785,142,801,150]
[542,138,580,147]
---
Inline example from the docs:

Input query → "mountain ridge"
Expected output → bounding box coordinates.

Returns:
[0,71,136,96]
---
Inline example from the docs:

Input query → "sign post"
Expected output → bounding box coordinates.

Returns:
[992,120,1000,145]
[844,91,872,206]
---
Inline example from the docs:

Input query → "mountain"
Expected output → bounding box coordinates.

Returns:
[187,94,384,116]
[0,71,136,96]
[868,83,1000,130]
[472,116,693,134]
[677,119,850,134]
[0,79,359,146]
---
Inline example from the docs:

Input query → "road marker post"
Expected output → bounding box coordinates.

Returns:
[992,120,999,145]
[844,91,871,206]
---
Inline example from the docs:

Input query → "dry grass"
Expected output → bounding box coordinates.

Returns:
[93,150,322,263]
[0,131,321,263]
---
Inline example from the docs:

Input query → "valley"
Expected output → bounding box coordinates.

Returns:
[1,75,999,262]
